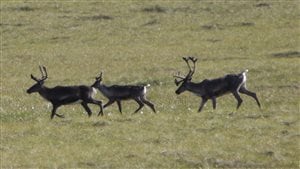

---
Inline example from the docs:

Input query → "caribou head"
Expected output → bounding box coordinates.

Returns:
[174,56,198,95]
[27,65,48,94]
[92,71,103,89]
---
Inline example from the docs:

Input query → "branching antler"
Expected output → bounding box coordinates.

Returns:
[173,71,185,80]
[39,66,48,81]
[31,65,48,82]
[174,72,185,86]
[174,56,198,86]
[184,56,197,79]
[96,71,103,81]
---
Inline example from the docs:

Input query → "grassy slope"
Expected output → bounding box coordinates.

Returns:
[1,1,299,168]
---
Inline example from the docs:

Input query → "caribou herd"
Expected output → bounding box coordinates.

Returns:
[27,57,261,119]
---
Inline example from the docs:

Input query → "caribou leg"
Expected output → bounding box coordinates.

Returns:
[81,102,92,117]
[117,101,122,114]
[232,91,243,109]
[198,98,208,112]
[85,99,103,116]
[55,113,65,118]
[211,96,217,110]
[239,87,261,108]
[133,98,144,114]
[103,100,115,109]
[51,105,58,119]
[140,97,156,113]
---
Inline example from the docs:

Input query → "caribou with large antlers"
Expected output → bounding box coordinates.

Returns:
[27,66,103,119]
[92,72,156,114]
[174,57,261,112]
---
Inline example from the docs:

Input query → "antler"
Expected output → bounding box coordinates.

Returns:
[39,65,48,81]
[173,72,185,86]
[96,71,103,81]
[183,56,198,79]
[173,57,198,86]
[31,65,48,82]
[173,71,185,79]
[30,74,39,82]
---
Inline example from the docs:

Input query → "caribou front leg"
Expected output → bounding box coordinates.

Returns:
[211,96,217,110]
[85,99,103,116]
[103,99,115,109]
[141,96,156,113]
[117,101,122,114]
[198,98,208,112]
[50,104,64,119]
[81,102,92,117]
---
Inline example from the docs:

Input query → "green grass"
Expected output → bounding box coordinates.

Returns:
[1,1,299,168]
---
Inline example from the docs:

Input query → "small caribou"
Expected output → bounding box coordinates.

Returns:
[27,66,103,119]
[92,72,156,114]
[174,57,261,112]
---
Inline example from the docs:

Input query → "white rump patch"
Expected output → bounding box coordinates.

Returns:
[242,69,248,84]
[238,70,248,91]
[143,84,151,94]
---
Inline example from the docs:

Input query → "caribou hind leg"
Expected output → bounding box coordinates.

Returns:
[140,97,156,113]
[239,87,261,108]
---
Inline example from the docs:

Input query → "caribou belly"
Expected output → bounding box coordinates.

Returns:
[57,95,83,105]
[69,99,83,105]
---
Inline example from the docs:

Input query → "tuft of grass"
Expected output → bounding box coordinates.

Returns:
[142,5,167,13]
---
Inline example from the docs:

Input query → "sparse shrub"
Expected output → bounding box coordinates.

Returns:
[142,5,167,13]
[81,14,113,21]
[16,6,35,11]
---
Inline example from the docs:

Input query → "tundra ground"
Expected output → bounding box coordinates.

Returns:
[1,1,299,168]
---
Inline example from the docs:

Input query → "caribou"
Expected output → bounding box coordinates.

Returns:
[92,72,156,115]
[174,57,261,112]
[27,66,103,119]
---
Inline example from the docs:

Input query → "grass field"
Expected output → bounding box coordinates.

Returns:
[1,1,299,168]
